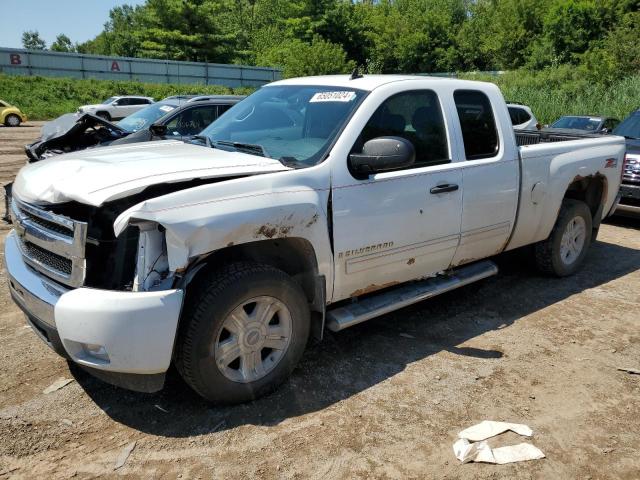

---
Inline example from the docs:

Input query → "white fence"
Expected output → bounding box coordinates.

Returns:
[0,47,281,88]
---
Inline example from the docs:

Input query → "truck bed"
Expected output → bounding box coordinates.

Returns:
[506,131,626,252]
[515,130,603,147]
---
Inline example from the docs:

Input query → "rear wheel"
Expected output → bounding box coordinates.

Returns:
[176,262,310,404]
[534,199,592,276]
[4,114,21,127]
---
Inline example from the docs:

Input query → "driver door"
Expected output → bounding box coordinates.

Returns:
[330,89,463,301]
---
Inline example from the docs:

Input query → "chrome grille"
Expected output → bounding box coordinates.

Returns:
[623,155,640,184]
[10,197,87,287]
[17,236,73,275]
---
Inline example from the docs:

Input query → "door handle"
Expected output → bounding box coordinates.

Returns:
[430,183,459,194]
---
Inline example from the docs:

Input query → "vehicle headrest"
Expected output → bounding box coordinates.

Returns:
[412,106,439,132]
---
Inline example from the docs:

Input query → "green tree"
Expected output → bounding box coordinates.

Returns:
[256,36,355,77]
[21,30,47,50]
[50,34,75,52]
[543,0,604,64]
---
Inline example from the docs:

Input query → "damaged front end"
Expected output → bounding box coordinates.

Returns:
[25,113,129,162]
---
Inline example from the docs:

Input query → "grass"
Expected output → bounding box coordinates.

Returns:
[2,68,639,123]
[0,74,255,120]
[463,69,640,124]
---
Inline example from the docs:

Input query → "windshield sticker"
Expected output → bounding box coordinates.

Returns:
[310,91,356,103]
[159,105,175,112]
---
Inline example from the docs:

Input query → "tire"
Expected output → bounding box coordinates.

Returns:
[95,111,111,121]
[176,262,310,404]
[4,114,21,127]
[534,199,593,277]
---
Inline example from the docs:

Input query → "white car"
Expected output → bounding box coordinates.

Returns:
[77,96,155,121]
[7,75,625,403]
[508,103,539,130]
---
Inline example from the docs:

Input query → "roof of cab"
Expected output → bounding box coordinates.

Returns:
[269,74,493,92]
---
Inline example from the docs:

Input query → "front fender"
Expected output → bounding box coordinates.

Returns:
[114,169,333,287]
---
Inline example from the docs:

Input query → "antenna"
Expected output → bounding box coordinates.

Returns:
[350,66,363,80]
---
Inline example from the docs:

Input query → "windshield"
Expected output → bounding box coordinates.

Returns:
[613,113,640,139]
[102,97,117,105]
[199,85,366,166]
[551,116,602,130]
[117,101,178,132]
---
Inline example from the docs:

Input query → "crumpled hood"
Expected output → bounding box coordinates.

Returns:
[13,140,290,207]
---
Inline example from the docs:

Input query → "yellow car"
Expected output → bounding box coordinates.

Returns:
[0,100,27,127]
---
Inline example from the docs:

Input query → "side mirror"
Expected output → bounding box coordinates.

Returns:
[150,123,167,137]
[349,136,415,178]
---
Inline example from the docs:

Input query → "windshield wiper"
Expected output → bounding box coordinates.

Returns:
[622,135,640,140]
[191,134,212,147]
[214,140,268,158]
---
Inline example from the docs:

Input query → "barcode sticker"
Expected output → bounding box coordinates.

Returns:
[310,91,356,103]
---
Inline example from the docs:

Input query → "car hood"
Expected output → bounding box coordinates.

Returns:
[542,127,604,136]
[13,140,291,207]
[625,138,640,154]
[25,113,129,161]
[40,113,126,142]
[79,104,103,110]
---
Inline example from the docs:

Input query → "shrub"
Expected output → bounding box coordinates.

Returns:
[0,74,255,120]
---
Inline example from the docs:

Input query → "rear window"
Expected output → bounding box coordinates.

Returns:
[508,107,531,126]
[454,90,499,160]
[129,98,151,105]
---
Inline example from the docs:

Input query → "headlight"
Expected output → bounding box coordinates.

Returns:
[132,222,170,292]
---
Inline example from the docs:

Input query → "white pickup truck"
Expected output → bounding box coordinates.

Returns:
[5,75,625,403]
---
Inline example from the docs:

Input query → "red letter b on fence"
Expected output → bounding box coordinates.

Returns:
[10,54,21,65]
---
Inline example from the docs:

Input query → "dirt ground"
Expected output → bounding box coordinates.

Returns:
[0,123,639,479]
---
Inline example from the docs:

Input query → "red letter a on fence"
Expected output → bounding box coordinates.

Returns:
[111,61,121,71]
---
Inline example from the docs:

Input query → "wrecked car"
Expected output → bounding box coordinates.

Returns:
[25,112,128,161]
[5,75,625,404]
[25,96,244,161]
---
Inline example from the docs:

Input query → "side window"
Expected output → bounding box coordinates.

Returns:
[165,106,218,136]
[217,104,232,116]
[353,90,449,167]
[518,108,531,123]
[115,98,130,106]
[508,107,520,125]
[604,119,618,131]
[454,90,499,160]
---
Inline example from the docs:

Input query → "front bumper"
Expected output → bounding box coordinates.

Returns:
[616,184,640,217]
[5,230,184,391]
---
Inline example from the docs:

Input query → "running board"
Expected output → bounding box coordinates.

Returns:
[326,260,498,332]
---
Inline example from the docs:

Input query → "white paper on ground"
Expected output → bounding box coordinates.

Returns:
[454,421,544,465]
[458,420,533,442]
[453,438,545,465]
[454,438,495,464]
[492,443,545,464]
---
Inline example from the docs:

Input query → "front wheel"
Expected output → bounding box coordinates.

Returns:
[95,111,111,121]
[4,114,21,127]
[534,199,593,277]
[176,262,310,404]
